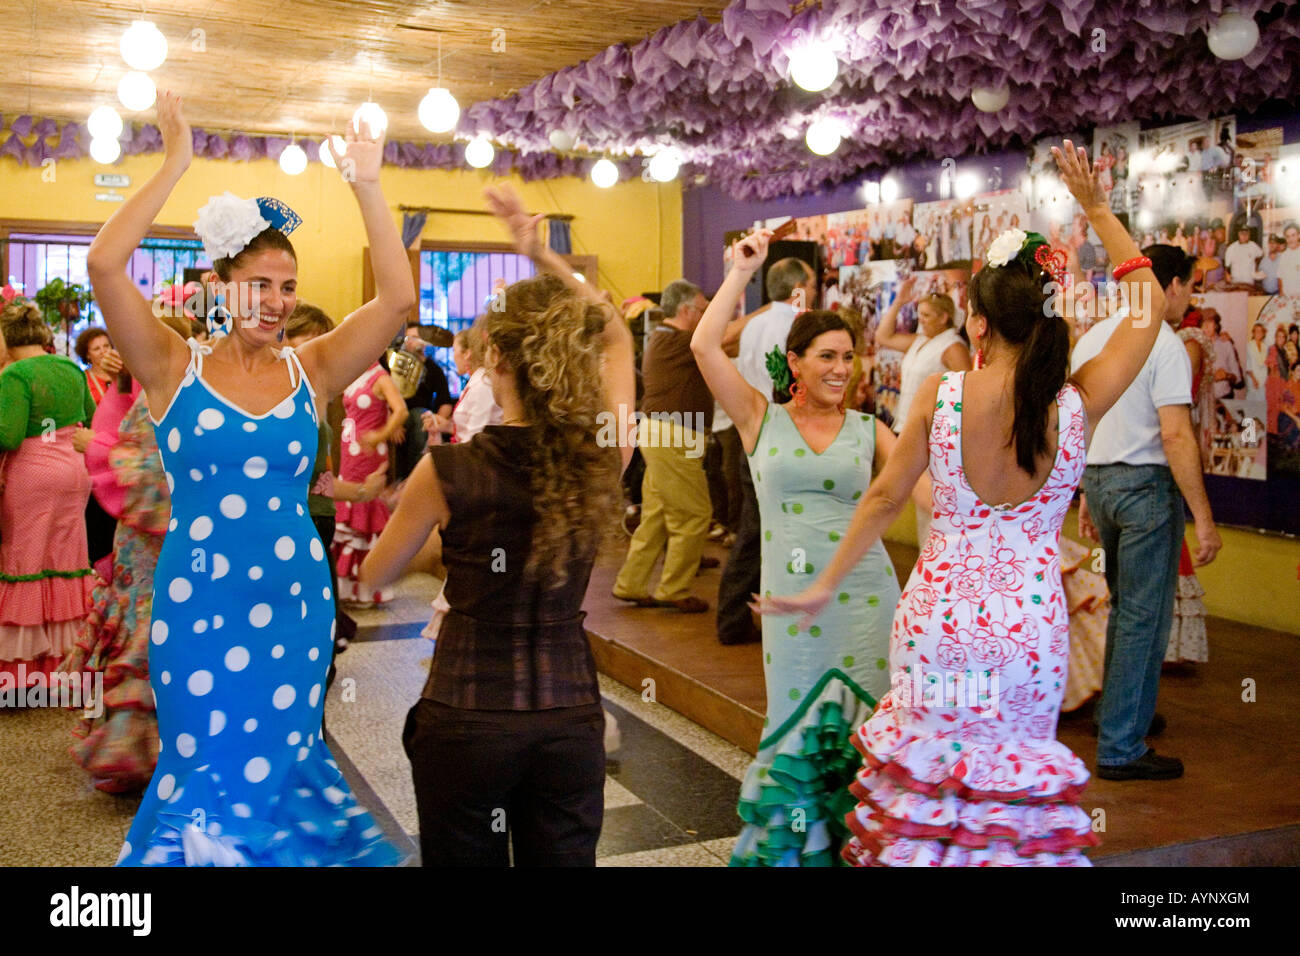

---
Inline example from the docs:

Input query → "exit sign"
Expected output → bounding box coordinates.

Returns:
[93,173,130,188]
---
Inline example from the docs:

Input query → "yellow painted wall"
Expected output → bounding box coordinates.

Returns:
[0,153,683,322]
[885,509,1299,635]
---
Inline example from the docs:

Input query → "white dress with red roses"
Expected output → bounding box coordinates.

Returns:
[843,371,1100,866]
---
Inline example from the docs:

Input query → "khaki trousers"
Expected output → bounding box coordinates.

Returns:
[614,417,711,602]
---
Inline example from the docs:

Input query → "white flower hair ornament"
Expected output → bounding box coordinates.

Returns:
[984,228,1029,269]
[193,192,303,263]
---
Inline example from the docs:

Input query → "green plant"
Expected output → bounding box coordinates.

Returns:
[34,279,96,354]
[33,278,95,328]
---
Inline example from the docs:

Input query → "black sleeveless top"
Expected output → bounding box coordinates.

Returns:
[424,425,600,710]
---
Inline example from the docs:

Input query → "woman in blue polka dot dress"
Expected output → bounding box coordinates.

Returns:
[86,92,414,865]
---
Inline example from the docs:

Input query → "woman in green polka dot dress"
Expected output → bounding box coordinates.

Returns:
[692,229,915,865]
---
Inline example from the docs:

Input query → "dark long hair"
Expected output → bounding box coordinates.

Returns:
[776,310,858,403]
[967,255,1070,475]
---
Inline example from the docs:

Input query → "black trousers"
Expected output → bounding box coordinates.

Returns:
[402,698,605,867]
[716,425,743,532]
[85,496,117,567]
[715,452,760,644]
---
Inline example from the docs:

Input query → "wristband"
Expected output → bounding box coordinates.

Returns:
[1112,256,1152,281]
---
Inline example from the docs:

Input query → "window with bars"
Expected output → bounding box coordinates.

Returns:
[419,249,536,397]
[2,231,207,357]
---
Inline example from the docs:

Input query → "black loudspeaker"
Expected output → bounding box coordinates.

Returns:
[759,240,821,306]
[722,234,822,312]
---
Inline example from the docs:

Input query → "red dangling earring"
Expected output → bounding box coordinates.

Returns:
[974,336,985,370]
[790,372,807,407]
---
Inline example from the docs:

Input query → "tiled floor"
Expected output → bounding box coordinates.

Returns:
[0,573,746,867]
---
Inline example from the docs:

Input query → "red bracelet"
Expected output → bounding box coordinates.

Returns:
[1112,256,1152,281]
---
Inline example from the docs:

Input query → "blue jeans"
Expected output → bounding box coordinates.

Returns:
[1082,464,1185,766]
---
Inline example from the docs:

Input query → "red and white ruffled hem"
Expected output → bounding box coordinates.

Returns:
[841,704,1100,867]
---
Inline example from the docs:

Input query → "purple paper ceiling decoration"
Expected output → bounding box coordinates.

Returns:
[464,0,1300,199]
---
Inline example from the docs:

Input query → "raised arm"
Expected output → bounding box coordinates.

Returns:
[875,275,919,352]
[1057,141,1167,428]
[691,230,771,448]
[86,91,192,405]
[299,129,416,400]
[758,374,938,628]
[484,183,636,472]
[361,453,449,591]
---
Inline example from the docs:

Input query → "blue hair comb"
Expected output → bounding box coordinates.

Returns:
[255,197,303,237]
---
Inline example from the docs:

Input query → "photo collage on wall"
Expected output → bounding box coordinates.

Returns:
[734,114,1300,527]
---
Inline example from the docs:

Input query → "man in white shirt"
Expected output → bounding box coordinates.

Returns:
[1276,223,1300,295]
[1072,245,1222,781]
[1223,227,1263,287]
[718,258,815,644]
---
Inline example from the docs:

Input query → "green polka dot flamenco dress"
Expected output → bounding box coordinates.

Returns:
[731,404,898,866]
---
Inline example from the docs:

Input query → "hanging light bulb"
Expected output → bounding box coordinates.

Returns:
[880,176,900,204]
[955,171,979,200]
[319,135,345,169]
[279,141,308,176]
[464,136,495,169]
[419,87,460,133]
[788,44,838,92]
[548,129,575,152]
[971,86,1010,112]
[118,71,157,112]
[120,20,168,72]
[1207,9,1259,60]
[90,137,122,164]
[647,150,681,183]
[351,102,388,138]
[591,158,619,188]
[87,105,124,141]
[805,118,842,156]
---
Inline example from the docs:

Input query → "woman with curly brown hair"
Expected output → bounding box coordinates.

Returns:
[362,184,635,866]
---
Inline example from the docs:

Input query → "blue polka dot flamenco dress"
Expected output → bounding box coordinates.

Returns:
[117,339,401,866]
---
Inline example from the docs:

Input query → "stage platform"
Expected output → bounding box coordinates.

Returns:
[583,534,1300,865]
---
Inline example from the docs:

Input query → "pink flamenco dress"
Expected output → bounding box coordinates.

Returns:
[61,392,168,792]
[843,372,1101,866]
[0,354,96,690]
[331,363,394,605]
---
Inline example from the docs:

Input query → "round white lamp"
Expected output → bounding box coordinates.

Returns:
[591,158,619,188]
[120,20,168,72]
[971,86,1010,112]
[118,71,157,112]
[789,45,838,92]
[90,137,122,164]
[805,118,842,156]
[1207,9,1259,60]
[279,142,307,176]
[351,102,388,138]
[464,136,495,169]
[418,87,460,133]
[87,105,124,141]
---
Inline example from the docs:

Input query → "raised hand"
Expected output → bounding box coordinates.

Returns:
[731,228,772,275]
[332,123,383,184]
[897,274,918,302]
[1051,140,1107,210]
[156,90,192,169]
[484,185,544,258]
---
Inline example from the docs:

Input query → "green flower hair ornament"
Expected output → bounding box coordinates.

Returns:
[765,345,793,394]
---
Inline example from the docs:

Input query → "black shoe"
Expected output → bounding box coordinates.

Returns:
[1096,748,1184,781]
[1090,712,1166,737]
